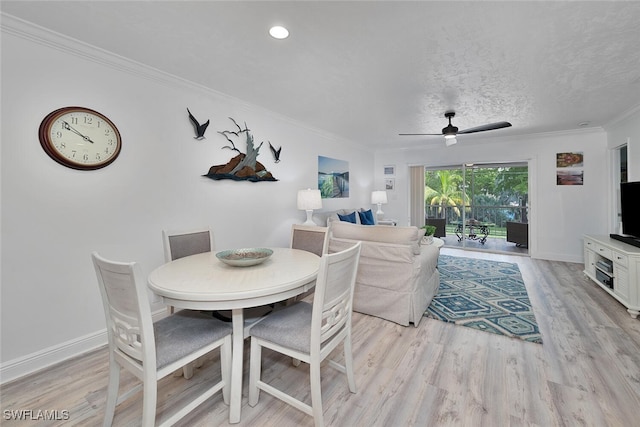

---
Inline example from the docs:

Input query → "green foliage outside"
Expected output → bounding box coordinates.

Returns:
[425,166,528,228]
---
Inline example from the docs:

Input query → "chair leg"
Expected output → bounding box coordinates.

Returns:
[248,340,262,407]
[182,363,194,379]
[344,336,356,393]
[309,362,324,427]
[103,359,120,427]
[141,375,157,427]
[221,336,232,405]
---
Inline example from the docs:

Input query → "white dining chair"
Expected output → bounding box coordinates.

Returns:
[162,227,214,265]
[92,252,232,427]
[248,241,362,427]
[289,224,329,303]
[290,224,329,257]
[162,227,218,378]
[163,226,274,335]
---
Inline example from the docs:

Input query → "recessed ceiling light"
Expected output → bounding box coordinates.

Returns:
[269,26,289,40]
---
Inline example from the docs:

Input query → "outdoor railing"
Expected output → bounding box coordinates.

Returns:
[426,204,528,239]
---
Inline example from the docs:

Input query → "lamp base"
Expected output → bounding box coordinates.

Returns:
[302,210,316,226]
[376,204,384,221]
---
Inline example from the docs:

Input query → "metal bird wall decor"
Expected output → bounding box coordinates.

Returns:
[269,142,282,163]
[203,117,278,182]
[187,108,210,140]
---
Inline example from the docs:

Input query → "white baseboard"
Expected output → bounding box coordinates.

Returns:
[0,330,107,385]
[0,308,168,385]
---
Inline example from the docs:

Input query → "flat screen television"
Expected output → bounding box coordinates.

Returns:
[611,181,640,249]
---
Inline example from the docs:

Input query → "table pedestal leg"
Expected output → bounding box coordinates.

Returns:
[229,308,244,424]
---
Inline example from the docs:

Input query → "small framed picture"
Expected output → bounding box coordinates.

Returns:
[385,178,395,191]
[556,152,583,168]
[384,165,395,176]
[557,170,584,185]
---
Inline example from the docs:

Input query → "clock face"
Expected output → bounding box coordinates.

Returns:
[39,107,122,170]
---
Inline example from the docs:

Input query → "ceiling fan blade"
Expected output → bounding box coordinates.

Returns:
[398,133,442,136]
[458,122,512,134]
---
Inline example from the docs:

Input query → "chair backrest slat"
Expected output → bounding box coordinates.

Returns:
[92,253,154,364]
[311,242,361,347]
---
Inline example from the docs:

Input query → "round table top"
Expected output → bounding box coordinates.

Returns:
[148,247,320,304]
[431,237,444,248]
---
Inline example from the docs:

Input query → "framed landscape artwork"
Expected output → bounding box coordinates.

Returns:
[556,151,584,185]
[318,156,349,198]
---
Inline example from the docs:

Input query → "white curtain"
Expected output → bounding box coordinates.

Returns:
[409,166,425,227]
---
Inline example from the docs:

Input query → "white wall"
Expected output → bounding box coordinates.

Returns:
[0,18,373,381]
[374,129,611,263]
[605,106,640,181]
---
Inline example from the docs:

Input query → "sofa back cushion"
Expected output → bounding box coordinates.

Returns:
[357,209,376,225]
[330,221,424,245]
[337,211,357,223]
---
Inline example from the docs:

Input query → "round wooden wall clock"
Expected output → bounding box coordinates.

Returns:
[39,106,122,170]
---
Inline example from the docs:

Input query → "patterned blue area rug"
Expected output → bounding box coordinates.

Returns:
[426,255,542,344]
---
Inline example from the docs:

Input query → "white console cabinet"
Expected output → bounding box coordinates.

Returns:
[583,235,640,318]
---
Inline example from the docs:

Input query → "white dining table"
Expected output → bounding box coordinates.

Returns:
[147,247,320,424]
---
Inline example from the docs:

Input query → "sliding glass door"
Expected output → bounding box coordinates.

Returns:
[424,163,529,254]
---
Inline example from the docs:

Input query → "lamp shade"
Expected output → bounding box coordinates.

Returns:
[297,189,322,210]
[371,190,388,205]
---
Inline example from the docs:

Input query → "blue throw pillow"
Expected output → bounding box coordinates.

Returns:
[337,211,357,223]
[358,209,375,225]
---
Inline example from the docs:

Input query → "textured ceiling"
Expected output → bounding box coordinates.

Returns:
[3,1,640,149]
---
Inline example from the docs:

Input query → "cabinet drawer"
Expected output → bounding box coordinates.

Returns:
[612,250,628,268]
[593,244,613,259]
[584,238,596,250]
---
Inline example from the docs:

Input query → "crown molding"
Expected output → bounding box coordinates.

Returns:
[1,12,366,151]
[603,102,640,130]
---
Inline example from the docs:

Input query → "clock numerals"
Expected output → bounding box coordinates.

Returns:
[39,107,122,170]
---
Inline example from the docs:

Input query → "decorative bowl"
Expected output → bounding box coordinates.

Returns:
[215,248,274,267]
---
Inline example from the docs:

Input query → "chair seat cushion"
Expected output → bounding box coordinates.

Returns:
[154,310,232,369]
[249,302,312,353]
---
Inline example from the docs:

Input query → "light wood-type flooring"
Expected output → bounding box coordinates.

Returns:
[2,248,640,426]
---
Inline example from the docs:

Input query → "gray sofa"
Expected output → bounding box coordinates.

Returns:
[327,221,440,327]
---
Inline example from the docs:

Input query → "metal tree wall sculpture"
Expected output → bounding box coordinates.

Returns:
[203,118,278,182]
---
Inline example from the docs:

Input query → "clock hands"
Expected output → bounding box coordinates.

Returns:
[61,121,94,143]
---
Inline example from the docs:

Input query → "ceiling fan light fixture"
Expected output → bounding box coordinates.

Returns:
[445,137,457,147]
[442,123,458,138]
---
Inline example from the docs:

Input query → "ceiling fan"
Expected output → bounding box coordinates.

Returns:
[399,111,512,146]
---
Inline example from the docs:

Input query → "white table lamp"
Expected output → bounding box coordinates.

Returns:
[371,190,388,220]
[297,189,322,226]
